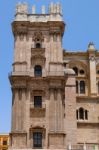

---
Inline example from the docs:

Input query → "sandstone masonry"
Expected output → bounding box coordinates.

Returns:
[9,2,99,150]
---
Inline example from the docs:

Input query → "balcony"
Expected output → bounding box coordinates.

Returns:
[31,47,45,57]
[30,103,46,110]
[30,103,46,118]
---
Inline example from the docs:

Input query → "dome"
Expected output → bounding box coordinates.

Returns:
[64,68,75,75]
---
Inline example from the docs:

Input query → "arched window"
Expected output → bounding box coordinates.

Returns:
[85,110,88,120]
[77,108,88,120]
[76,81,78,93]
[36,43,41,48]
[80,80,85,94]
[34,65,42,77]
[73,67,78,75]
[97,70,99,74]
[79,107,84,119]
[98,81,99,94]
[76,110,78,120]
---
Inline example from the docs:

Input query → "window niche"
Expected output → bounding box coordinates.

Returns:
[80,80,85,94]
[76,81,78,94]
[76,107,88,120]
[97,81,99,94]
[80,69,85,75]
[76,80,86,95]
[34,96,42,108]
[30,127,45,149]
[73,67,78,75]
[3,140,7,145]
[33,132,42,148]
[34,65,42,77]
[32,31,44,49]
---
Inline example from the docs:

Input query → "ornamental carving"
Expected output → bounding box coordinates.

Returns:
[32,31,44,41]
[89,55,96,61]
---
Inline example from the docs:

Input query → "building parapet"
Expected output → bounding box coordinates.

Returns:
[15,2,63,22]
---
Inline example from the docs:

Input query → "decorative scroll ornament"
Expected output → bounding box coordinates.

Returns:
[32,31,44,41]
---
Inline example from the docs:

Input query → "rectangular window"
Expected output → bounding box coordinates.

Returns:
[33,132,42,148]
[34,96,42,108]
[3,140,7,145]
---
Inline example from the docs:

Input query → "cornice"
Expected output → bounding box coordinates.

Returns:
[12,21,65,36]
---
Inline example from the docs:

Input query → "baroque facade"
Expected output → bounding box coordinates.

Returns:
[9,2,99,150]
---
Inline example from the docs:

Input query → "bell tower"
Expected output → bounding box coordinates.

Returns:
[9,2,67,149]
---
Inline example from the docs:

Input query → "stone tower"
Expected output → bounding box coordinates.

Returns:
[9,2,77,149]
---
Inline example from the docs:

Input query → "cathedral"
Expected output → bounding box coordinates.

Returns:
[9,2,99,150]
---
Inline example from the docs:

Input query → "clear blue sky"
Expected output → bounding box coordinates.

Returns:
[0,0,99,133]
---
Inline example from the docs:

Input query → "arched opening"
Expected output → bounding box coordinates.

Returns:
[85,110,88,120]
[76,81,78,93]
[76,110,78,120]
[80,69,85,75]
[98,81,99,94]
[36,43,41,48]
[97,70,99,74]
[34,65,42,77]
[80,80,85,94]
[79,107,84,119]
[73,67,78,75]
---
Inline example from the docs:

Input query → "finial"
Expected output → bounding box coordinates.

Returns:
[59,3,62,14]
[32,5,36,14]
[88,42,95,51]
[54,4,57,13]
[50,2,54,13]
[42,5,46,14]
[16,2,28,14]
[56,2,62,14]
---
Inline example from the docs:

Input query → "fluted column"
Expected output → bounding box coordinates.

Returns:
[21,89,26,130]
[49,89,55,131]
[50,35,54,62]
[14,89,19,131]
[56,89,63,131]
[26,89,31,148]
[11,89,17,131]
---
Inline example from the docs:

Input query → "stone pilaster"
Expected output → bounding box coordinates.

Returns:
[11,89,17,131]
[56,89,63,131]
[64,69,77,146]
[88,43,97,96]
[49,89,55,131]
